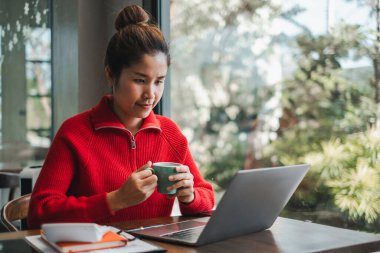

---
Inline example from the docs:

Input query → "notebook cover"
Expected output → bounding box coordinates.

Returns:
[42,230,127,253]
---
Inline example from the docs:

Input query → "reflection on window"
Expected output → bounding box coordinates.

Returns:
[25,27,51,147]
[0,0,51,149]
[171,0,379,232]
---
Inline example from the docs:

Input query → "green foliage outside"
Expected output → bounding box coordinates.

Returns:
[264,21,380,231]
[171,0,380,232]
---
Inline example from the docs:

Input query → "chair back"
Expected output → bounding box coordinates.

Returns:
[1,193,31,231]
[0,172,20,201]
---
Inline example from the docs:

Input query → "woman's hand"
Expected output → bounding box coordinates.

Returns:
[107,161,157,211]
[167,165,195,204]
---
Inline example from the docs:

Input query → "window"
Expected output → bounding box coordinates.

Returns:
[25,26,51,146]
[170,0,378,232]
[0,0,52,155]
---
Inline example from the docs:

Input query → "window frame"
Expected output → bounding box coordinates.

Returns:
[143,0,171,117]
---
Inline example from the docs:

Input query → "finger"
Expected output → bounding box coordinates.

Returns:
[176,165,190,173]
[142,181,157,193]
[138,176,157,193]
[135,161,153,178]
[175,187,194,197]
[141,174,158,185]
[136,169,153,179]
[136,161,152,172]
[168,179,194,191]
[169,171,193,182]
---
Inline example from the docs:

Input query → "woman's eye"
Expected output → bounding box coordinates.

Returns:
[156,80,165,85]
[134,79,145,84]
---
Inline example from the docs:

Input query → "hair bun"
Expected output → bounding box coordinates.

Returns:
[114,5,150,31]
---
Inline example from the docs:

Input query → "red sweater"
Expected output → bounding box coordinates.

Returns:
[28,95,214,229]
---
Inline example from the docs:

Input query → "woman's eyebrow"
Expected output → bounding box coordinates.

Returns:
[132,72,166,79]
[132,72,148,77]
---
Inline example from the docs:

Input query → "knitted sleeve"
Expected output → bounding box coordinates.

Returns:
[158,116,215,214]
[27,115,113,229]
[178,148,215,215]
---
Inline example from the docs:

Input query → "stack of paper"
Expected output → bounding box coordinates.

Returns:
[25,223,165,253]
[41,230,127,253]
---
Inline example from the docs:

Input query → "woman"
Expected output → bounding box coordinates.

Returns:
[28,5,214,229]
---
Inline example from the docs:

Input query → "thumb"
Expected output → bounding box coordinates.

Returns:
[137,161,152,172]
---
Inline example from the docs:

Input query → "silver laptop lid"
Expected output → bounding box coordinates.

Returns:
[197,164,310,245]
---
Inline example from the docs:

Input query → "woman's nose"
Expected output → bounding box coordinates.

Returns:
[144,84,155,99]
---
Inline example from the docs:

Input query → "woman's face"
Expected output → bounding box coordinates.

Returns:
[108,52,168,128]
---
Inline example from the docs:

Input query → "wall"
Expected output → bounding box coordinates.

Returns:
[52,0,142,133]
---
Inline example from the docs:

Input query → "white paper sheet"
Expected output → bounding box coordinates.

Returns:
[25,230,165,253]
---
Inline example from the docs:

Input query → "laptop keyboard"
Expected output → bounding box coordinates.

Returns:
[162,226,205,241]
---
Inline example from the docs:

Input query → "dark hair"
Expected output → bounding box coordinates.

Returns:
[104,5,170,81]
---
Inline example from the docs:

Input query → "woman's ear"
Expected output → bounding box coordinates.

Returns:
[105,66,114,87]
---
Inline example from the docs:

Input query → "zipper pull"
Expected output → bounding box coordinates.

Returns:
[131,137,136,149]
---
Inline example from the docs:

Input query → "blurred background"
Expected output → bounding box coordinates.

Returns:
[170,0,380,233]
[1,0,379,233]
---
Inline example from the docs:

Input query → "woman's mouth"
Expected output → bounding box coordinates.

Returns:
[137,103,153,109]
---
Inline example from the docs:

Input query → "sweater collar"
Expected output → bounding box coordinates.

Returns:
[90,95,161,131]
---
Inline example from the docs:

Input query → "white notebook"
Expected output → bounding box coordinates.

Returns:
[25,226,165,253]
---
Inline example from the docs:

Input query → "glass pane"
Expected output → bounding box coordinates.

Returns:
[171,0,378,232]
[26,62,51,96]
[26,96,51,146]
[25,28,51,61]
[0,0,51,160]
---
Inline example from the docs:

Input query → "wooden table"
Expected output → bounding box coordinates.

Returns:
[0,216,379,252]
[0,161,43,173]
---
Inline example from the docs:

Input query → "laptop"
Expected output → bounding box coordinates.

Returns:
[129,164,310,246]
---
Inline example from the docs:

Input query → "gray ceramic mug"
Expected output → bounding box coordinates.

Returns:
[147,162,181,194]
